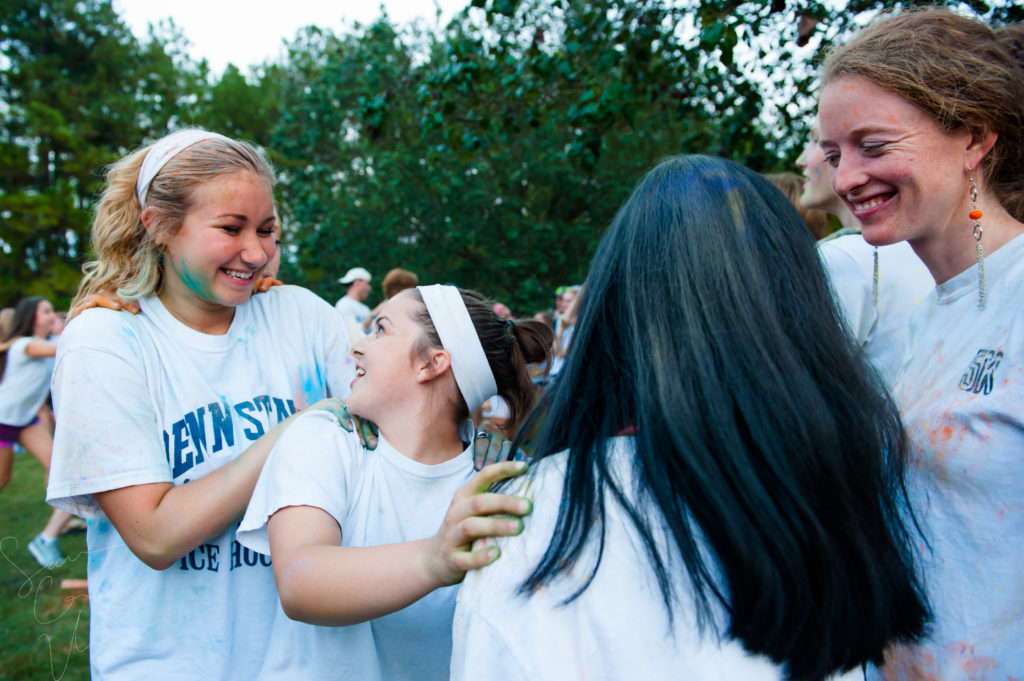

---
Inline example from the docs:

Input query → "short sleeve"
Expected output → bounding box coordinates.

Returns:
[237,410,364,555]
[46,312,169,517]
[819,241,875,345]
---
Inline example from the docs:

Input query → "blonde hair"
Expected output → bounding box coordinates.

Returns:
[822,8,1024,220]
[72,133,275,313]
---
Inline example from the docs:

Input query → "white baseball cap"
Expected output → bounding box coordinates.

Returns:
[339,267,372,284]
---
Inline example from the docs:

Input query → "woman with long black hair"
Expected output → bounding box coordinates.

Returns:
[452,154,929,681]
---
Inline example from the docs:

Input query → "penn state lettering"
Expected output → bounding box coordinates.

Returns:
[163,395,296,478]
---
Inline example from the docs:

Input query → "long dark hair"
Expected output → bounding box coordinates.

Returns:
[514,155,929,680]
[0,296,46,382]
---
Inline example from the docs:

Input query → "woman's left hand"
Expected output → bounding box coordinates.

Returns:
[426,461,531,586]
[309,397,378,450]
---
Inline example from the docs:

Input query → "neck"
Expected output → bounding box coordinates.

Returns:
[158,287,235,335]
[910,200,1024,285]
[375,405,465,465]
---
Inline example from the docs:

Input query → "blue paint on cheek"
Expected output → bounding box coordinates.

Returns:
[178,260,212,299]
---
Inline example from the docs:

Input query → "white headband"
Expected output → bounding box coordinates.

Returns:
[136,130,231,206]
[418,284,498,413]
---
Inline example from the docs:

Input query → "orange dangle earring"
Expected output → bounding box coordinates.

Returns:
[968,169,986,310]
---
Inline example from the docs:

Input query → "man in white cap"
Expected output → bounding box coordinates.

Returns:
[335,267,372,336]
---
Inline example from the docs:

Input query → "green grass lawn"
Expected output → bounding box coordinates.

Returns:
[1,451,89,681]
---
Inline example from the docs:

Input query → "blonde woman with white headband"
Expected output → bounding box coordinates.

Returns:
[236,284,552,681]
[46,129,366,680]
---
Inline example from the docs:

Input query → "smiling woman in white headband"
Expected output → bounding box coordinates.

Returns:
[46,129,359,680]
[237,284,553,681]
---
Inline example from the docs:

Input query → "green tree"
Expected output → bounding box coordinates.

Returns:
[271,0,1021,313]
[0,0,206,308]
[272,1,786,313]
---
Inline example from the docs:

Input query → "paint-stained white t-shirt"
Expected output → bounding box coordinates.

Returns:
[452,438,782,681]
[238,410,476,681]
[47,286,354,681]
[870,233,1024,680]
[0,336,55,426]
[819,235,933,386]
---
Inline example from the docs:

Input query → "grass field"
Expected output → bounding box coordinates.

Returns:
[1,450,89,681]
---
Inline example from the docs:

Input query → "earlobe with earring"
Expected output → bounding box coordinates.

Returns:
[968,169,986,311]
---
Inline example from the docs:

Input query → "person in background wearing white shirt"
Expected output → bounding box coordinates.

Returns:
[452,155,929,681]
[336,266,373,339]
[819,9,1024,677]
[798,116,933,386]
[0,296,75,568]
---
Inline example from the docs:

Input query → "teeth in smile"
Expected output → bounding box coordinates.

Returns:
[224,270,254,280]
[853,197,887,212]
[356,368,365,377]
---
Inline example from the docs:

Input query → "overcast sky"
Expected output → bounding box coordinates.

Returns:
[114,0,468,74]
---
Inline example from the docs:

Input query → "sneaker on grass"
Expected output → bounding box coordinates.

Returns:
[28,533,65,569]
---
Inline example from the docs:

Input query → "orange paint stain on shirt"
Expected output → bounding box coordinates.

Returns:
[880,644,940,681]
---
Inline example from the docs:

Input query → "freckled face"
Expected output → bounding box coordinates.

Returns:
[160,170,277,313]
[818,77,973,247]
[347,290,425,420]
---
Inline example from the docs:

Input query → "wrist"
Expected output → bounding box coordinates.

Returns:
[413,537,448,590]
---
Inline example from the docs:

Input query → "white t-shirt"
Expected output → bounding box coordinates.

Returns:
[237,410,476,681]
[336,295,371,328]
[46,285,354,681]
[819,235,933,386]
[0,336,55,426]
[452,438,782,681]
[872,233,1024,679]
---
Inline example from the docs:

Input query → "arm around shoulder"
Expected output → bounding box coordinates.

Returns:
[50,312,309,568]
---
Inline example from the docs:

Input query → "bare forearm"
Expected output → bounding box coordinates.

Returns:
[275,539,438,626]
[98,416,296,569]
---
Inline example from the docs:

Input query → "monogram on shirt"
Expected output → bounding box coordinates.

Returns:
[958,349,1004,395]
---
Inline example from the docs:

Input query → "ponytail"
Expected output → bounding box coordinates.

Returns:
[411,289,554,431]
[71,148,158,315]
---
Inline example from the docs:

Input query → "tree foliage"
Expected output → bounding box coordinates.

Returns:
[1,0,1021,312]
[0,0,288,308]
[273,0,788,312]
[0,0,202,306]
